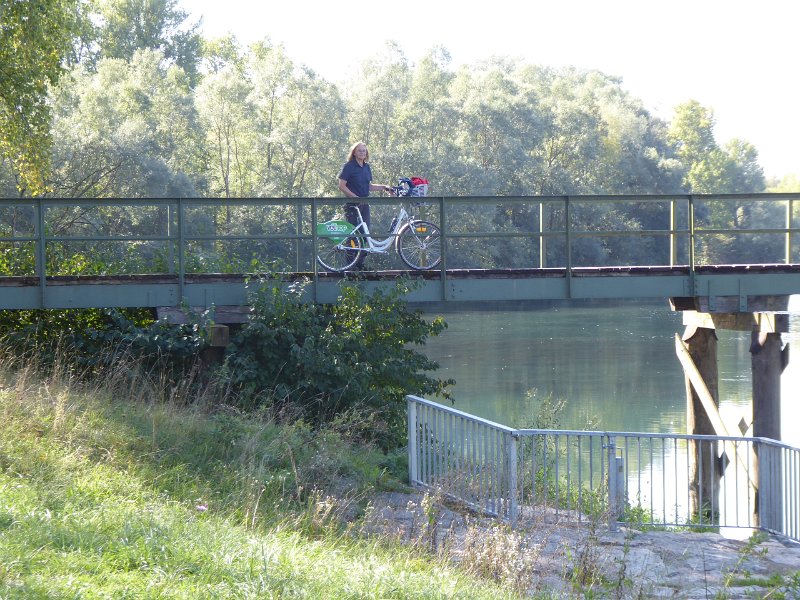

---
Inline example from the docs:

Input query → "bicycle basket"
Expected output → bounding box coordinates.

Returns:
[398,177,429,197]
[316,219,354,244]
[409,183,428,197]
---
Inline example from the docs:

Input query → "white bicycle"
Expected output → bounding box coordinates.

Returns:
[316,179,442,272]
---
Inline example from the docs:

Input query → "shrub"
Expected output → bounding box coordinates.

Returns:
[220,277,453,449]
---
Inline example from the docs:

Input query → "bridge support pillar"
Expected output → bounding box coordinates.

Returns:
[750,331,786,441]
[673,301,791,530]
[750,331,788,528]
[201,324,230,372]
[682,325,721,522]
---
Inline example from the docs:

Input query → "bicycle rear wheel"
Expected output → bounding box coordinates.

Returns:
[317,235,363,272]
[396,220,441,270]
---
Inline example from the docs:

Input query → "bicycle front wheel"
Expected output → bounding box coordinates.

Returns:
[396,220,442,270]
[317,235,363,272]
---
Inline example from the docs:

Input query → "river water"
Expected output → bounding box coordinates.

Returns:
[421,297,800,448]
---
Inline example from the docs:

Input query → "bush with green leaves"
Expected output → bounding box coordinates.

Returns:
[0,306,205,379]
[0,278,453,449]
[221,277,454,449]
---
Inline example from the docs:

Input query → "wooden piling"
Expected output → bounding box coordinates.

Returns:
[681,325,721,521]
[750,330,788,528]
[673,299,791,528]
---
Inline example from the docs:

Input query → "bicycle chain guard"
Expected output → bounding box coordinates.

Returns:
[317,220,355,244]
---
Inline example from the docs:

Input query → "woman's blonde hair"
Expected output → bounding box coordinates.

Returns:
[347,141,369,162]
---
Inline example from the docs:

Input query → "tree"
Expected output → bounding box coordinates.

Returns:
[196,65,256,198]
[247,40,295,191]
[390,47,460,190]
[0,0,84,195]
[725,139,765,193]
[49,49,203,197]
[201,33,244,75]
[95,0,202,85]
[666,100,764,194]
[266,68,348,197]
[669,101,771,263]
[448,58,542,195]
[347,42,411,139]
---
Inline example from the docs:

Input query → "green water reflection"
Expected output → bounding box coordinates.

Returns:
[421,299,798,446]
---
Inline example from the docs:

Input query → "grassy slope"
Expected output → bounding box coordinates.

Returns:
[0,364,516,599]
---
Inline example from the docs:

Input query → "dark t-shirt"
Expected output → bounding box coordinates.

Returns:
[338,159,372,198]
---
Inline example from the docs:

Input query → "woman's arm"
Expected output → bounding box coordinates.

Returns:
[339,178,358,198]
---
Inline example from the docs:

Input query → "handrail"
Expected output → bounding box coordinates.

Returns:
[1,193,799,303]
[408,395,800,542]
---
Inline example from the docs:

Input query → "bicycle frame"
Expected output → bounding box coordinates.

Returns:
[343,204,412,255]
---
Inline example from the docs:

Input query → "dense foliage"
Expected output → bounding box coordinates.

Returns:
[223,278,452,448]
[4,0,795,201]
[0,0,88,195]
[0,278,452,449]
[0,306,202,376]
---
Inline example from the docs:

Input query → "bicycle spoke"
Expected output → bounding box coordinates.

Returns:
[317,235,363,272]
[397,221,441,270]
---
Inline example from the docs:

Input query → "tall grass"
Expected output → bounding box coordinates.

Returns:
[0,349,518,599]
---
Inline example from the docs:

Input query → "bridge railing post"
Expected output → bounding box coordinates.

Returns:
[688,195,696,295]
[670,198,677,267]
[167,202,176,274]
[538,201,546,269]
[177,198,185,302]
[35,197,46,308]
[786,197,793,264]
[311,198,319,303]
[565,196,572,298]
[438,196,447,301]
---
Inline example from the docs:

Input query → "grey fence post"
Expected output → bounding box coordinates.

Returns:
[408,397,418,487]
[508,432,519,526]
[615,456,625,523]
[607,439,619,531]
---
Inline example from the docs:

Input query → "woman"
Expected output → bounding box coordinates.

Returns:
[337,141,392,268]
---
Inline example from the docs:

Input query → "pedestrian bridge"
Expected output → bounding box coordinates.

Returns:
[1,193,799,313]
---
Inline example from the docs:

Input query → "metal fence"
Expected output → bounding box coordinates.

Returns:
[3,192,800,277]
[407,395,800,543]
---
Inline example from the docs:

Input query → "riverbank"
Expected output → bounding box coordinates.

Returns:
[2,361,799,598]
[0,364,514,599]
[366,490,800,598]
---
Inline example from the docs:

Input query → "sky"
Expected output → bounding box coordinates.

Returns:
[179,0,799,180]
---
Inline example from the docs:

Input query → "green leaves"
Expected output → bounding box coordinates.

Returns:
[0,0,84,195]
[668,100,765,194]
[223,278,453,449]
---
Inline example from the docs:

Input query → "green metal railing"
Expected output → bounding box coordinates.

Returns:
[1,193,799,308]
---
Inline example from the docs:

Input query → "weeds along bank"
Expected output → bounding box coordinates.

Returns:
[0,279,513,597]
[0,347,527,599]
[0,277,454,450]
[3,295,800,598]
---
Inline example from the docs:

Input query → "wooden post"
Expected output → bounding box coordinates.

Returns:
[200,324,230,370]
[673,301,791,529]
[750,331,788,528]
[750,331,785,441]
[683,325,721,522]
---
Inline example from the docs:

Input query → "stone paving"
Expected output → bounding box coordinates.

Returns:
[363,491,800,598]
